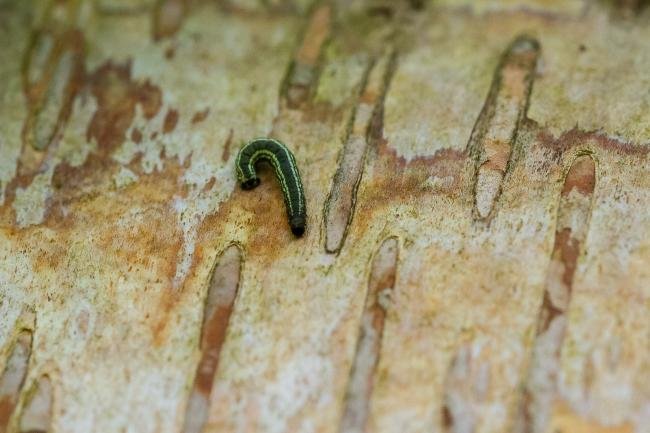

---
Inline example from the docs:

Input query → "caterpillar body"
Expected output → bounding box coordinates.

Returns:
[235,138,307,237]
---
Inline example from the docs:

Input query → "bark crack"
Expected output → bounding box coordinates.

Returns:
[467,35,540,221]
[338,237,398,433]
[514,154,596,433]
[182,244,242,433]
[323,49,397,254]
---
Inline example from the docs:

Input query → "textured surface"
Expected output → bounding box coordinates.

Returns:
[0,1,649,432]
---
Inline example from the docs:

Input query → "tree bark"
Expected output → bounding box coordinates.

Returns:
[0,1,648,432]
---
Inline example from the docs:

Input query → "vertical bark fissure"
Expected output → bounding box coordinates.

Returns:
[182,244,242,433]
[516,154,596,433]
[281,3,332,108]
[0,330,33,432]
[323,50,397,254]
[442,343,492,433]
[19,0,85,176]
[338,237,398,433]
[18,376,53,433]
[467,35,539,221]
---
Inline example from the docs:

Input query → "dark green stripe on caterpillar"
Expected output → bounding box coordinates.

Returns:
[235,138,307,237]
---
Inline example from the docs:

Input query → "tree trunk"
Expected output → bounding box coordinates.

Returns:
[0,1,648,432]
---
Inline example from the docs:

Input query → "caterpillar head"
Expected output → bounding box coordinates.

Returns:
[290,216,306,237]
[241,177,260,190]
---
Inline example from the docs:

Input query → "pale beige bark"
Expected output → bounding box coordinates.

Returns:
[0,1,648,433]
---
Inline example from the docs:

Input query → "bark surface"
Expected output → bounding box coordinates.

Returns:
[0,1,649,432]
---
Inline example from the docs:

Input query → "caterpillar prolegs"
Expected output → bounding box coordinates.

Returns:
[235,138,307,236]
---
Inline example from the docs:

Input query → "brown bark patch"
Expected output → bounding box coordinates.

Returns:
[202,177,216,192]
[191,108,210,124]
[363,140,467,209]
[561,156,596,197]
[153,0,188,40]
[537,228,578,333]
[163,109,179,134]
[87,61,162,156]
[536,127,649,160]
[221,129,234,163]
[131,128,143,143]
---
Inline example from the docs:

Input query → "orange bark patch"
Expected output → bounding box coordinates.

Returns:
[32,238,69,272]
[196,166,296,266]
[48,159,190,345]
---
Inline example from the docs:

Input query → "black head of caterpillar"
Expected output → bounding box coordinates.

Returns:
[235,138,307,237]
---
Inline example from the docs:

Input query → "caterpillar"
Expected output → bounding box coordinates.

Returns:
[235,138,307,237]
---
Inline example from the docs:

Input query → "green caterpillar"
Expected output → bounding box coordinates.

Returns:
[235,138,307,236]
